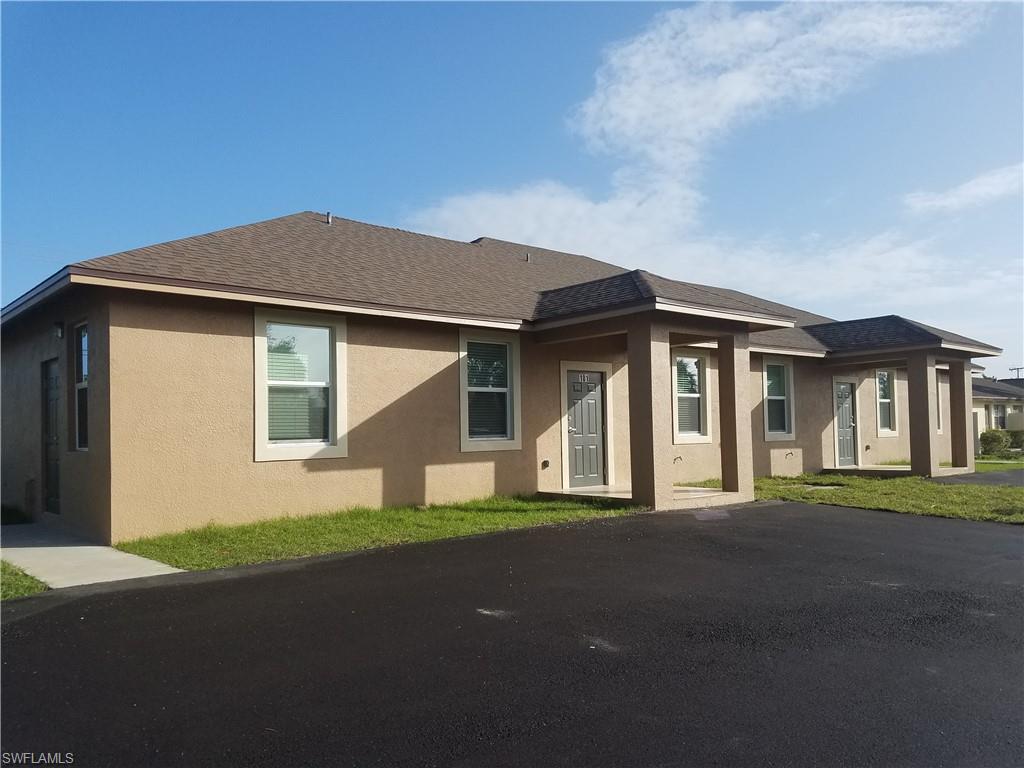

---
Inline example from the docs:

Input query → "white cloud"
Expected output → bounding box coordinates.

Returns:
[904,163,1024,214]
[409,3,1019,367]
[412,2,987,249]
[573,3,984,177]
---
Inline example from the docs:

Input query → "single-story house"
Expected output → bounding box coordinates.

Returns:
[1,212,1003,543]
[972,377,1024,435]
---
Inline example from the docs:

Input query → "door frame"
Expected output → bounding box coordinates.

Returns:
[559,361,615,489]
[831,375,862,468]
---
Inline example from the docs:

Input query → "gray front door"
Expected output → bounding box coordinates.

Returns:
[834,381,857,467]
[42,358,61,514]
[566,370,605,487]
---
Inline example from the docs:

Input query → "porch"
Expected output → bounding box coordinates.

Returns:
[534,307,776,511]
[824,349,977,477]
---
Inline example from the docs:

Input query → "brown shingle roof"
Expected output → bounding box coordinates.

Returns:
[972,378,1024,400]
[799,315,999,354]
[534,270,810,322]
[73,211,798,323]
[46,211,999,358]
[75,212,628,321]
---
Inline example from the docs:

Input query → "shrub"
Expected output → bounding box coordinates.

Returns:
[980,429,1011,456]
[1008,430,1024,450]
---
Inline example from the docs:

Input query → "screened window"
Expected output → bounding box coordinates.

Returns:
[763,359,794,440]
[673,351,711,443]
[877,370,896,435]
[466,341,511,439]
[266,323,331,442]
[74,323,89,450]
[255,310,347,462]
[459,330,521,452]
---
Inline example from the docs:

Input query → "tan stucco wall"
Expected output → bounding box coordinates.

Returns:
[106,295,638,540]
[4,287,971,542]
[747,359,952,475]
[0,287,112,542]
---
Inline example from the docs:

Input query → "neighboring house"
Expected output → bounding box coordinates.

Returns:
[0,212,1002,543]
[972,377,1024,436]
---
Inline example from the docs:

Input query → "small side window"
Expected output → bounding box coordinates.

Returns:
[673,350,712,444]
[876,369,897,436]
[763,358,795,441]
[74,323,89,450]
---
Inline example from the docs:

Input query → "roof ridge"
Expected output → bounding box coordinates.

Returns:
[472,235,629,273]
[629,269,655,299]
[311,212,496,252]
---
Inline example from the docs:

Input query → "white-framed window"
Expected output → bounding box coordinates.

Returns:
[876,369,897,437]
[672,350,711,444]
[459,329,521,452]
[992,404,1007,429]
[254,309,347,462]
[936,378,943,434]
[73,322,89,451]
[762,356,795,441]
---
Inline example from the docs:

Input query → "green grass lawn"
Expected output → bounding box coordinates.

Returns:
[118,495,638,570]
[975,461,1024,473]
[1,560,48,600]
[678,472,1022,523]
[757,474,1024,524]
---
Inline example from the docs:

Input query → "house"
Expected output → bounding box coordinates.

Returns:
[1,212,1003,543]
[972,377,1024,435]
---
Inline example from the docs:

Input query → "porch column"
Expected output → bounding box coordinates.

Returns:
[907,351,940,476]
[627,315,675,510]
[718,332,754,498]
[948,359,975,471]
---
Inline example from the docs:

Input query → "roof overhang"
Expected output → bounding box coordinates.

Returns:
[824,341,1002,360]
[0,268,72,324]
[1,268,524,331]
[527,298,795,332]
[680,340,826,358]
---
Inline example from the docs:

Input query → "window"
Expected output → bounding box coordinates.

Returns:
[673,350,711,444]
[254,309,347,461]
[763,357,795,441]
[993,404,1007,429]
[936,379,943,434]
[74,323,88,450]
[876,369,897,436]
[460,330,521,452]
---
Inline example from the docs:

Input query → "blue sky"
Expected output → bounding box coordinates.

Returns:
[3,2,1022,375]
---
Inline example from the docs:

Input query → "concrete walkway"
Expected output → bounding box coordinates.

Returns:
[1,524,180,588]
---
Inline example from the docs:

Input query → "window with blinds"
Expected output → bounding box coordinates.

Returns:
[266,322,331,442]
[466,341,510,439]
[676,356,703,435]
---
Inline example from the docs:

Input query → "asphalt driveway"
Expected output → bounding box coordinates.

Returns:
[3,502,1022,768]
[930,468,1024,486]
